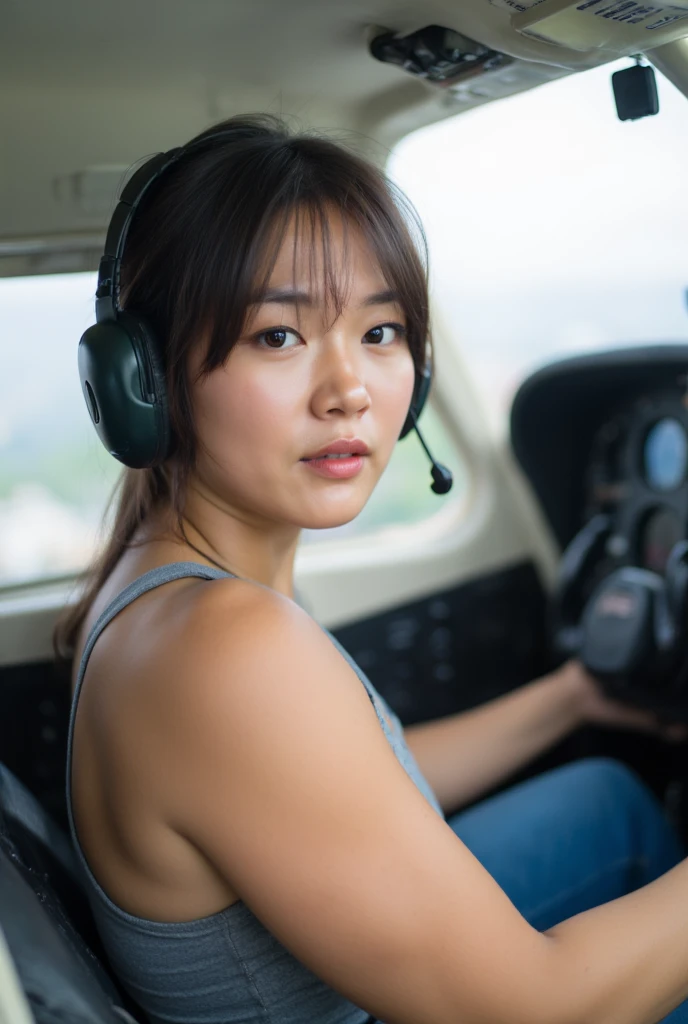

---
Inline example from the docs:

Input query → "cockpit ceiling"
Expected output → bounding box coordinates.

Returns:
[4,0,688,97]
[3,0,688,250]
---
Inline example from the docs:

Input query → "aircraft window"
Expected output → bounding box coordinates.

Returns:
[0,272,466,588]
[0,271,119,588]
[390,57,688,435]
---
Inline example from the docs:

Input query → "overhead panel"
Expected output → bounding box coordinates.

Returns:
[501,0,688,54]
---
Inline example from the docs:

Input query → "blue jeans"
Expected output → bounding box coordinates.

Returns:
[446,757,688,1023]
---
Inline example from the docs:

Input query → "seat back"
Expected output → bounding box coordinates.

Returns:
[0,923,34,1024]
[0,762,141,1023]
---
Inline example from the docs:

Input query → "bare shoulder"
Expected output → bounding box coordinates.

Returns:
[86,571,329,735]
[172,572,301,657]
[155,574,362,718]
[157,573,307,664]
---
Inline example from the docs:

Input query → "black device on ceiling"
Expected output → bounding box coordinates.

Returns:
[612,60,659,122]
[369,24,512,87]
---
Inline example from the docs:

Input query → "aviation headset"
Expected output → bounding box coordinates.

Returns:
[78,132,448,489]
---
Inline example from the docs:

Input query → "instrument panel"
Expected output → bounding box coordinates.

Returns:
[584,392,688,583]
[511,347,688,715]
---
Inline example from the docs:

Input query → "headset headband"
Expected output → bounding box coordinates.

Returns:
[95,132,236,324]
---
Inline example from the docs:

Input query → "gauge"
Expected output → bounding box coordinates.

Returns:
[643,418,688,491]
[640,507,683,574]
[586,416,629,514]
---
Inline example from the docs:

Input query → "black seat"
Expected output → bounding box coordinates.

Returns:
[0,762,142,1023]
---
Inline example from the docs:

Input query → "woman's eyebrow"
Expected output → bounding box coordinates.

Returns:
[256,287,401,307]
[360,289,400,308]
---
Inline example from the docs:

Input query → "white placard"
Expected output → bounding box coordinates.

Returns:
[501,0,688,50]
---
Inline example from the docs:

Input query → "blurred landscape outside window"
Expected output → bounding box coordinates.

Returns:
[388,58,688,435]
[0,272,463,587]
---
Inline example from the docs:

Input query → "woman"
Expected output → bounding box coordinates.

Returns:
[57,114,688,1024]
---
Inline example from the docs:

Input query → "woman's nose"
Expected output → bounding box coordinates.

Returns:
[311,345,370,419]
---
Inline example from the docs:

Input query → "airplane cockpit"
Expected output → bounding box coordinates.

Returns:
[3,1,688,1021]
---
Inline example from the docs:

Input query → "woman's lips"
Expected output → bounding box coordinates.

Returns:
[300,455,365,479]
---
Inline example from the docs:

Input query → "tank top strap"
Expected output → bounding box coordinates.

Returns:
[65,561,234,845]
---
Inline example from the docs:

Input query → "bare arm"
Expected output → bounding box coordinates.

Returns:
[545,860,688,1024]
[404,665,585,813]
[151,582,688,1024]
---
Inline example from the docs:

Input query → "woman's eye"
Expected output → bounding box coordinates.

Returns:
[364,323,406,346]
[255,328,300,350]
[254,323,406,349]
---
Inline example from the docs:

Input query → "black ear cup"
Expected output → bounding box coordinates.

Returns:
[399,362,432,440]
[124,312,171,464]
[78,312,170,469]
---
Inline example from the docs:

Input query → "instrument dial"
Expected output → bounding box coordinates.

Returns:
[643,418,688,492]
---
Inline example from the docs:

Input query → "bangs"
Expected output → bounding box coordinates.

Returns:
[238,202,373,338]
[192,140,430,379]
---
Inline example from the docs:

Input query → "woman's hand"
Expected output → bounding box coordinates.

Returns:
[559,659,688,742]
[406,660,688,813]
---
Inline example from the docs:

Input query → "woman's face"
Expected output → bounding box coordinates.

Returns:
[188,210,416,532]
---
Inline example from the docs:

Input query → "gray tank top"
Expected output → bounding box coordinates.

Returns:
[66,562,443,1024]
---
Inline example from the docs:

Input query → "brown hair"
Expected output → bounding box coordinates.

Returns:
[54,113,432,660]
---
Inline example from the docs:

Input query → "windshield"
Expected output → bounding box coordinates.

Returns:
[389,57,688,433]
